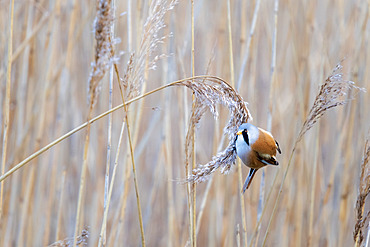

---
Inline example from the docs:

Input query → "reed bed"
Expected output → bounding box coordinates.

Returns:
[0,0,369,246]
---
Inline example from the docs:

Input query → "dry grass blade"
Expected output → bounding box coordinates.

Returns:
[354,134,370,246]
[182,77,252,183]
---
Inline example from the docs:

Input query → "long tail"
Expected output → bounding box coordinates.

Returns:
[242,168,257,193]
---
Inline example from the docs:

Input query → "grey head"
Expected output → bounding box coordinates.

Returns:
[237,123,259,146]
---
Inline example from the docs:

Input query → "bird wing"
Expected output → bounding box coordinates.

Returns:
[275,140,281,154]
[253,128,281,158]
[255,151,279,166]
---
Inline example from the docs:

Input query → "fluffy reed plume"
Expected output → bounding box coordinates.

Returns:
[181,77,252,183]
[263,61,366,242]
[89,0,114,105]
[297,62,365,143]
[49,227,89,247]
[123,0,177,100]
[354,134,370,246]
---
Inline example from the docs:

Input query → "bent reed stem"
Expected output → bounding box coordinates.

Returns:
[0,75,227,183]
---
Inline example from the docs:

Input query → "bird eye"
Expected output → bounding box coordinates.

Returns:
[242,129,249,145]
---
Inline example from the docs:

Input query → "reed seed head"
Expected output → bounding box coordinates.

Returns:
[123,0,178,101]
[180,76,252,183]
[297,62,365,143]
[354,134,370,245]
[88,0,115,106]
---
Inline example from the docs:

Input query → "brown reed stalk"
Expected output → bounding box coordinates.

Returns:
[193,48,216,240]
[354,133,370,246]
[101,58,113,247]
[189,0,197,246]
[72,67,93,247]
[307,125,320,247]
[73,1,114,246]
[0,75,237,185]
[115,1,177,245]
[267,0,279,131]
[248,170,279,247]
[108,58,147,246]
[98,117,126,247]
[255,0,279,245]
[236,0,261,91]
[237,158,248,246]
[10,13,50,66]
[0,82,168,183]
[122,93,147,247]
[65,1,78,70]
[164,94,176,247]
[226,0,248,245]
[101,0,115,245]
[55,170,66,242]
[0,0,15,225]
[109,153,131,246]
[262,62,365,246]
[102,2,176,244]
[160,12,176,247]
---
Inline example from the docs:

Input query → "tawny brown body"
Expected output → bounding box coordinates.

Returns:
[249,128,279,168]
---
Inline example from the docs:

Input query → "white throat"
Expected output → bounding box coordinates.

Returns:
[235,123,260,165]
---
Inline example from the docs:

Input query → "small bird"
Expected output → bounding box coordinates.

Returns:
[235,123,281,193]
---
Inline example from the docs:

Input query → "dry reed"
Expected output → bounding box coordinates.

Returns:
[1,1,370,246]
[189,1,196,246]
[354,133,370,246]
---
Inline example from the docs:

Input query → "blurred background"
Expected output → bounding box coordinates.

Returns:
[0,0,369,246]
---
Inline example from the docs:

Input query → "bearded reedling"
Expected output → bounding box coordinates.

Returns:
[235,123,281,193]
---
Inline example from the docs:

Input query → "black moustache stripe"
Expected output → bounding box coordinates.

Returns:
[242,130,249,145]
